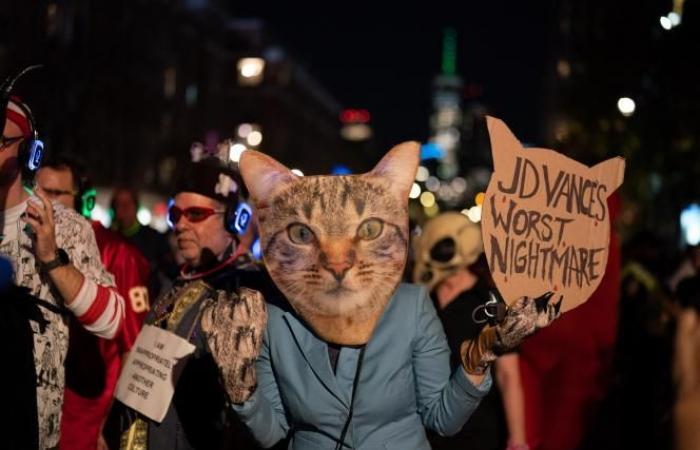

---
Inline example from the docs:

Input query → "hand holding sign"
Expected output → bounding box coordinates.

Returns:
[481,117,625,312]
[461,291,562,374]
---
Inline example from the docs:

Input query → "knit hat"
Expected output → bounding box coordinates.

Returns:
[174,156,246,207]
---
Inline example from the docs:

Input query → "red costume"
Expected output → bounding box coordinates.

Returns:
[60,223,150,450]
[519,195,621,450]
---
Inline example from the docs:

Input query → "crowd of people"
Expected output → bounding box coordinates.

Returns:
[1,82,699,450]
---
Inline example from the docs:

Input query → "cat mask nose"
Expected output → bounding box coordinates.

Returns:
[321,256,355,282]
[320,244,356,282]
[325,262,351,282]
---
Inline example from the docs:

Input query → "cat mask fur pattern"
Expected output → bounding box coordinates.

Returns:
[240,142,419,345]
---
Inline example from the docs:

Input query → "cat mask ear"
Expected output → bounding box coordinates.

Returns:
[239,150,299,207]
[368,141,420,202]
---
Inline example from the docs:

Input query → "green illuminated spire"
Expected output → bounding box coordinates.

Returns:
[441,27,457,76]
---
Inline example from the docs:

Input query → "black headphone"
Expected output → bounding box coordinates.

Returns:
[221,167,252,235]
[0,66,44,175]
[224,201,252,235]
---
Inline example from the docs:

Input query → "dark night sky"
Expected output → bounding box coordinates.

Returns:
[230,2,557,150]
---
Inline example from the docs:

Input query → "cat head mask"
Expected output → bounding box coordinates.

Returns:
[240,143,419,344]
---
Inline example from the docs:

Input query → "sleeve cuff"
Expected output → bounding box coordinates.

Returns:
[455,365,492,398]
[231,387,262,421]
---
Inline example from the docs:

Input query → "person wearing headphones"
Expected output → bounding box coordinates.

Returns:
[0,94,124,449]
[110,186,176,296]
[35,155,151,450]
[116,152,274,450]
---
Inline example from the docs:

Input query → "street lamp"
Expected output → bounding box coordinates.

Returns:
[617,97,636,117]
[247,130,263,147]
[409,183,421,199]
[237,57,265,86]
[229,143,247,163]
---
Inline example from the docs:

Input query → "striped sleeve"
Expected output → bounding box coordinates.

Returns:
[66,279,124,339]
[54,204,126,339]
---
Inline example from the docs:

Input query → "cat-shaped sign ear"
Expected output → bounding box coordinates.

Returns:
[368,141,420,202]
[486,116,524,172]
[239,150,299,206]
[591,157,625,196]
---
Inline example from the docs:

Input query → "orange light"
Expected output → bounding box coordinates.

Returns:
[475,192,485,206]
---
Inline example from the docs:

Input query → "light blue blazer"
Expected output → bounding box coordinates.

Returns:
[233,283,491,449]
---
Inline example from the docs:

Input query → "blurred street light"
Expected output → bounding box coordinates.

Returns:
[415,166,429,182]
[659,16,672,30]
[668,12,682,26]
[237,123,253,138]
[137,207,152,226]
[617,97,636,117]
[340,109,370,124]
[229,143,247,163]
[91,204,111,228]
[464,205,482,223]
[424,203,440,218]
[247,130,263,146]
[420,191,436,208]
[340,108,372,142]
[340,123,372,141]
[331,165,352,175]
[660,11,682,30]
[425,176,440,192]
[409,182,422,199]
[681,204,700,245]
[237,57,265,86]
[450,177,467,193]
[291,169,304,177]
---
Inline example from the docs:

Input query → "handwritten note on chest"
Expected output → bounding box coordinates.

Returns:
[114,324,195,422]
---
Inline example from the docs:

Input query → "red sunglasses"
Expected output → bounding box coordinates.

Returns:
[168,206,225,225]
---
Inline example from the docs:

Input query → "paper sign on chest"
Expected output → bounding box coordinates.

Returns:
[481,116,625,312]
[114,325,195,423]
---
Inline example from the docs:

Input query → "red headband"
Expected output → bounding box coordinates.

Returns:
[6,98,31,138]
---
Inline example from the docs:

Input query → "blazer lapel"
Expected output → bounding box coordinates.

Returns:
[283,312,348,408]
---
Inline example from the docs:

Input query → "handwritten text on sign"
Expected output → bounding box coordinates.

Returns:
[114,324,195,423]
[481,117,624,312]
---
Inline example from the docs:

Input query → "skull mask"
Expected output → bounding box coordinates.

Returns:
[412,212,484,290]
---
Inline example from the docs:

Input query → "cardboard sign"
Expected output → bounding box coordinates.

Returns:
[481,116,625,312]
[114,325,195,423]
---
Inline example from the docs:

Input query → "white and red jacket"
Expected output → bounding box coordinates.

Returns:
[0,199,125,449]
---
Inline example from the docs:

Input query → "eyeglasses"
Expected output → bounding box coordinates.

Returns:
[168,205,225,225]
[0,135,24,149]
